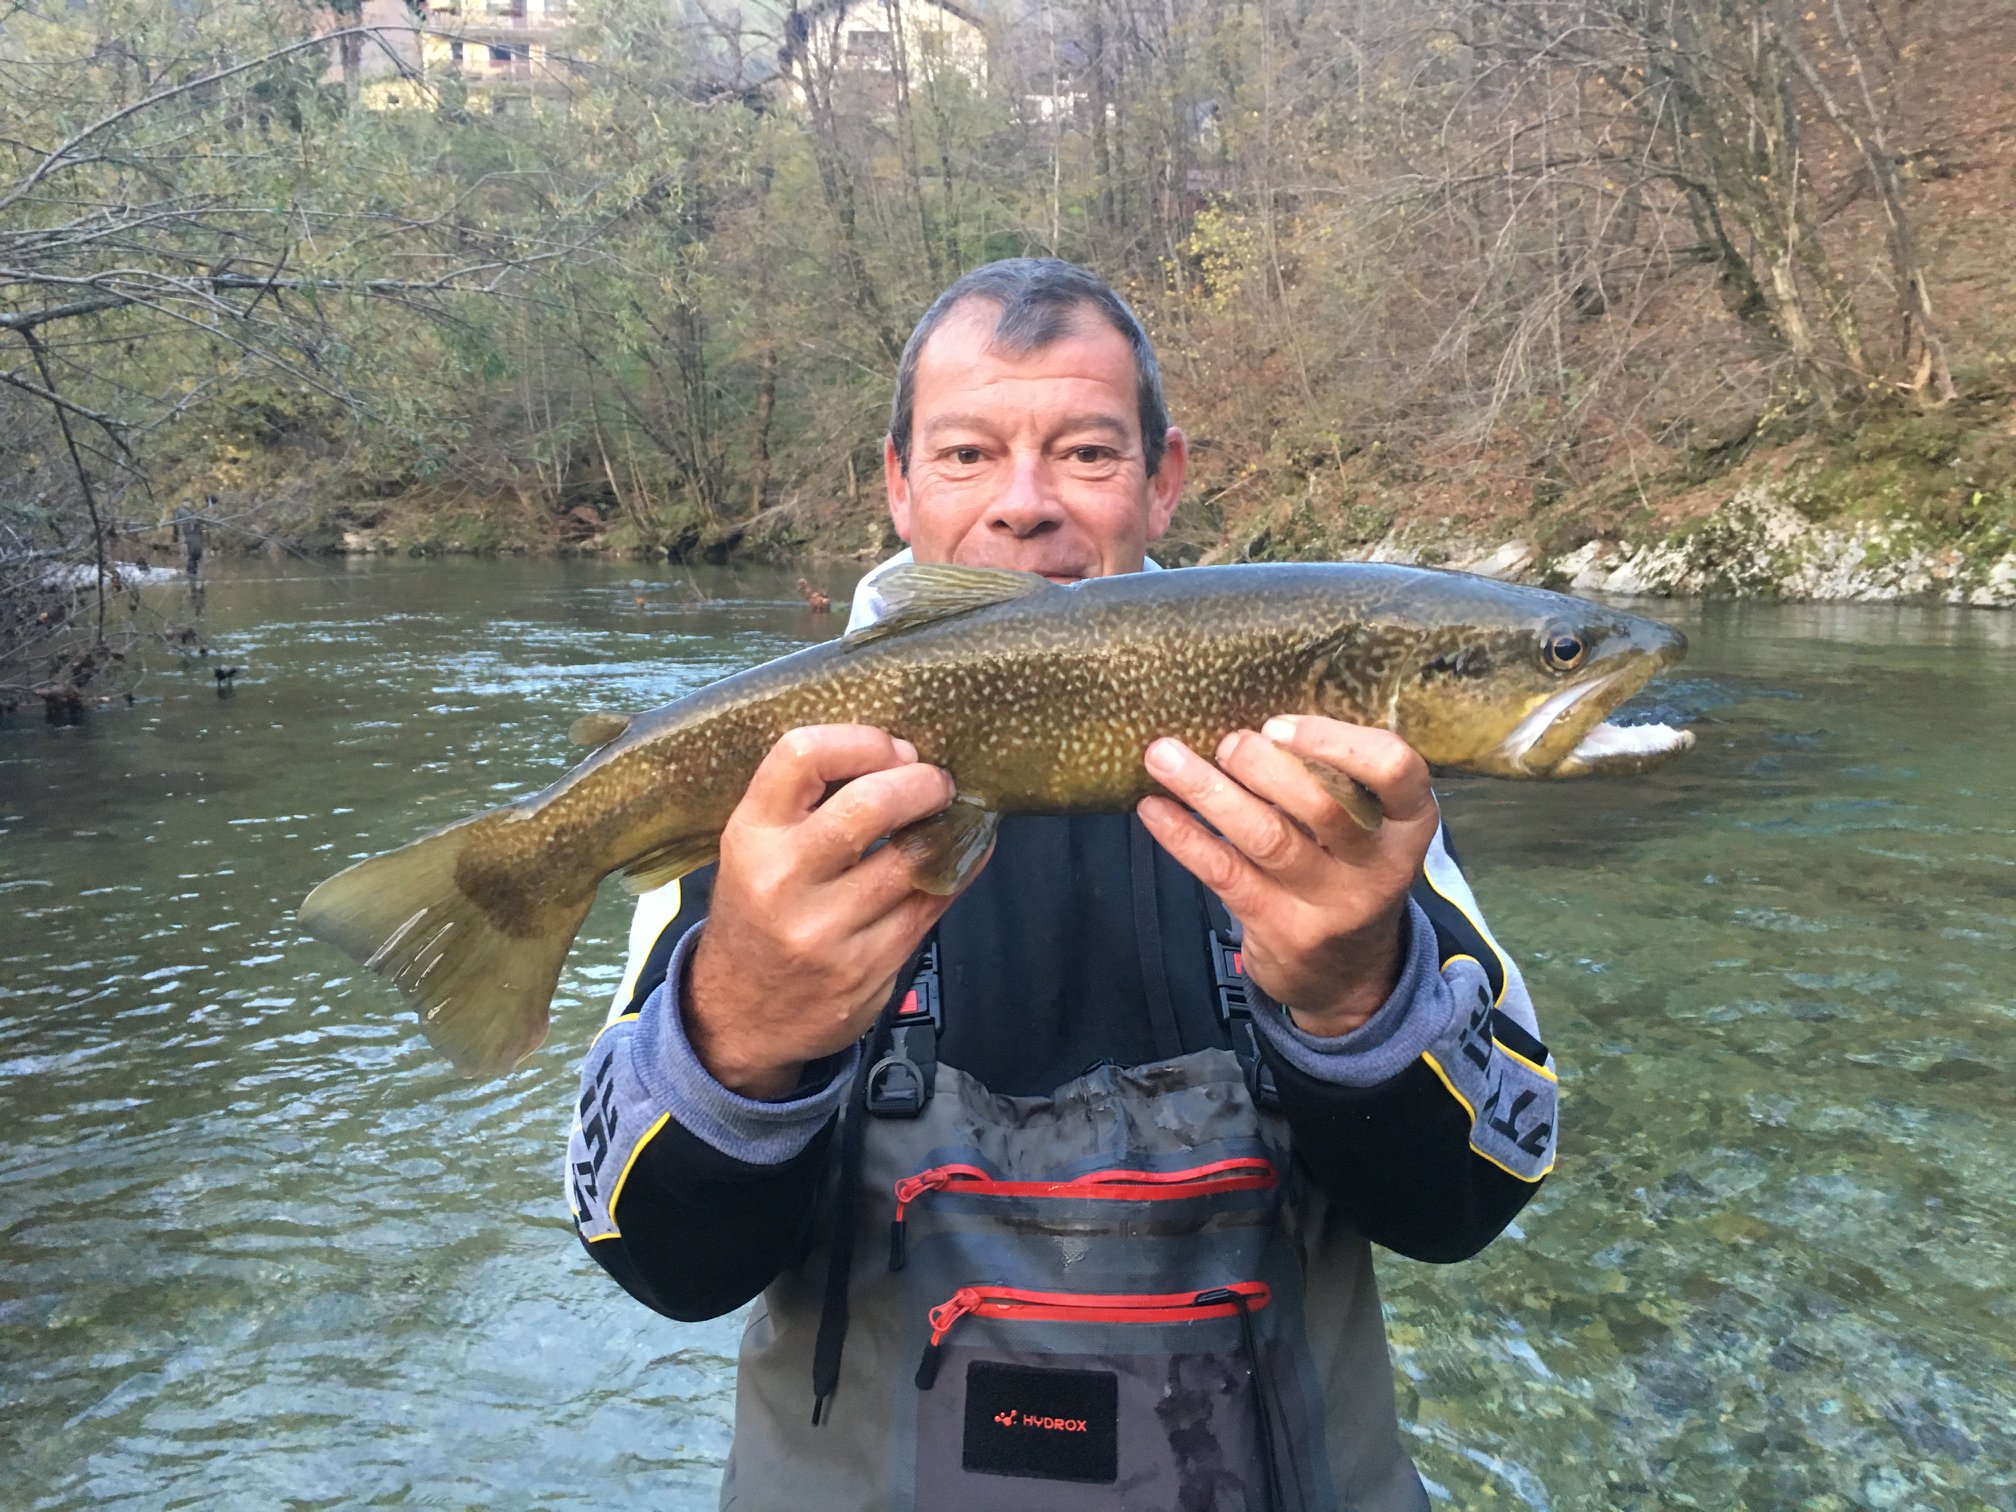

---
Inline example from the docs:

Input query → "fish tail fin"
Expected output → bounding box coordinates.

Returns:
[299,812,594,1078]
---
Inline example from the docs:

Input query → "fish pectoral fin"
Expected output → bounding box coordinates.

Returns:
[890,798,1000,896]
[569,711,634,749]
[621,834,720,895]
[844,564,1056,645]
[1296,754,1385,832]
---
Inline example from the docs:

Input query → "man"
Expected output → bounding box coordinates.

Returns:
[567,260,1557,1510]
[172,496,209,579]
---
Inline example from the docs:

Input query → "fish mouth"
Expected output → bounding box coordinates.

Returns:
[1554,719,1695,777]
[1499,660,1694,778]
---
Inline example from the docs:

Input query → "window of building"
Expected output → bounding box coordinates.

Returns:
[450,39,464,63]
[845,28,892,64]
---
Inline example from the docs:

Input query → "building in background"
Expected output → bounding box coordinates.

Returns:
[341,0,578,112]
[779,0,986,94]
[419,0,577,109]
[330,0,991,113]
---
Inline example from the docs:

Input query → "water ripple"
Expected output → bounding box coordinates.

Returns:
[3,563,2012,1510]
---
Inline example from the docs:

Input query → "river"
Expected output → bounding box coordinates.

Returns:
[1,557,2010,1510]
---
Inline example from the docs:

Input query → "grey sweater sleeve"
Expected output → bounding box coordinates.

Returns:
[567,922,858,1245]
[1250,824,1558,1190]
[565,919,860,1321]
[1246,897,1458,1088]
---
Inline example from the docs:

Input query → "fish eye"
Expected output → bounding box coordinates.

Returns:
[1541,630,1586,671]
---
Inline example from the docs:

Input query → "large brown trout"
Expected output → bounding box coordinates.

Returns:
[300,562,1692,1075]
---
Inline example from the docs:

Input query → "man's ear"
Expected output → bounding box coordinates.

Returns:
[1145,427,1188,542]
[884,434,914,542]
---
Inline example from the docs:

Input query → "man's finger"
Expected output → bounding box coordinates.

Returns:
[739,725,923,826]
[853,883,963,971]
[1212,728,1383,858]
[1144,736,1318,879]
[825,827,993,932]
[1260,716,1435,825]
[798,762,956,878]
[1136,792,1276,923]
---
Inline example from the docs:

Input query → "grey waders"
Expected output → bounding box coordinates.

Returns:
[716,939,1431,1512]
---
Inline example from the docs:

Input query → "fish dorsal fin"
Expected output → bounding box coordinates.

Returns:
[569,711,634,749]
[844,564,1056,645]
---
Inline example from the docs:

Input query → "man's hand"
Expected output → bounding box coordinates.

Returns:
[1137,716,1439,1037]
[686,725,970,1099]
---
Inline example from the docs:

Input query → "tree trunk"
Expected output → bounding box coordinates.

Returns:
[749,343,777,516]
[1088,6,1115,234]
[1781,0,1956,401]
[786,27,904,362]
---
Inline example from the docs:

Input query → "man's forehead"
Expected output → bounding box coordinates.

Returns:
[920,409,1132,440]
[916,297,1124,378]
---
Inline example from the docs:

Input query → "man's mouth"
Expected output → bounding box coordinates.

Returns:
[955,550,1093,583]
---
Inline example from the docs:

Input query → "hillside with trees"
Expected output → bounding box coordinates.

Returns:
[6,0,2015,702]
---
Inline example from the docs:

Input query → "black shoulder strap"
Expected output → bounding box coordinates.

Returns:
[813,932,942,1424]
[1128,817,1188,1063]
[1200,892,1281,1111]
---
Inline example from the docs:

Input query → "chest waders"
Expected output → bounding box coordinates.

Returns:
[717,925,1431,1512]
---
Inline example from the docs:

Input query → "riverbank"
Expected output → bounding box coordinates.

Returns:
[218,401,2016,608]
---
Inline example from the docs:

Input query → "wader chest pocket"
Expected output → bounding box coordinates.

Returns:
[916,1281,1274,1388]
[906,1281,1311,1510]
[889,1157,1280,1270]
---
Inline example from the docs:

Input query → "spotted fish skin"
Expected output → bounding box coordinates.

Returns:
[299,562,1690,1075]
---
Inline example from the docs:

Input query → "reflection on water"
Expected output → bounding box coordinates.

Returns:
[1,561,2011,1511]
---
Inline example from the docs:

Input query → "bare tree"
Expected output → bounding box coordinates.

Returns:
[0,9,591,702]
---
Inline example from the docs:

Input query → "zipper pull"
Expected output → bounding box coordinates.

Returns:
[915,1289,978,1390]
[1193,1287,1238,1307]
[889,1169,958,1271]
[889,1173,932,1271]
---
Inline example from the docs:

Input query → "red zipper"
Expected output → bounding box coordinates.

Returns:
[889,1157,1278,1270]
[915,1281,1272,1389]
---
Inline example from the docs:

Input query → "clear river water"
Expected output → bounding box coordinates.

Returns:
[1,557,2011,1511]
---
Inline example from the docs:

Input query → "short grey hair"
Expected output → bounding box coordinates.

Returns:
[888,259,1171,476]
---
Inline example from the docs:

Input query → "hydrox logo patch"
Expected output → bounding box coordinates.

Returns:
[963,1361,1118,1483]
[992,1408,1090,1432]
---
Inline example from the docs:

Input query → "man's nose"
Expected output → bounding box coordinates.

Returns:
[988,453,1064,537]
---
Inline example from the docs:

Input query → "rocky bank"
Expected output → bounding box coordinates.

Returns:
[1372,486,2016,608]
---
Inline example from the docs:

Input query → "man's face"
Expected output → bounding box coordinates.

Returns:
[885,302,1187,582]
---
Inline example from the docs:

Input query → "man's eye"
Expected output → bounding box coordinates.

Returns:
[950,447,983,465]
[1070,447,1113,464]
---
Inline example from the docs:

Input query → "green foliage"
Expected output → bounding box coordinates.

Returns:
[602,497,708,559]
[389,502,547,554]
[3,0,2009,650]
[1783,404,2016,559]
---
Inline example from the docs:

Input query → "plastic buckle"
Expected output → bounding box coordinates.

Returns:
[1211,934,1244,992]
[865,1007,937,1117]
[864,1051,928,1117]
[1210,927,1249,1023]
[867,946,940,1119]
[1239,1024,1281,1110]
